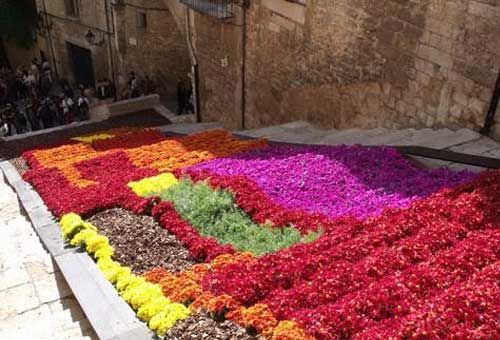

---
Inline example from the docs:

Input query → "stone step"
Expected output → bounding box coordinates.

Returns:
[317,129,362,145]
[396,128,480,149]
[158,122,222,135]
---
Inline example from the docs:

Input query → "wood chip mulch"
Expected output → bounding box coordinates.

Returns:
[9,157,29,176]
[88,208,194,274]
[166,312,264,340]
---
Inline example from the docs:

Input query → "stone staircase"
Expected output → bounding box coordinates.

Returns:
[236,121,500,172]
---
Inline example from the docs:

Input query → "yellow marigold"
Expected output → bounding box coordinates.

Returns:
[71,133,115,143]
[97,258,132,284]
[137,296,171,321]
[94,244,115,260]
[70,229,98,247]
[85,234,111,254]
[128,172,179,197]
[116,273,145,293]
[122,282,164,310]
[60,213,85,240]
[148,303,191,337]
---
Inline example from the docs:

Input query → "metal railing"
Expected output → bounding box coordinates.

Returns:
[180,0,234,19]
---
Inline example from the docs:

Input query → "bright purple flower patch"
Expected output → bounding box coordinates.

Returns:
[189,144,478,219]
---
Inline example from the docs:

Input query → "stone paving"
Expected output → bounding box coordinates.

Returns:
[0,172,97,340]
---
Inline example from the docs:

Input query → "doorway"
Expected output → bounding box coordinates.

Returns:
[67,42,95,87]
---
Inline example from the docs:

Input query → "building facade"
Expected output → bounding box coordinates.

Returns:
[35,0,189,100]
[165,0,500,137]
[27,0,500,136]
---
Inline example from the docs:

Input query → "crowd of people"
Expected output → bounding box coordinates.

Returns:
[0,57,98,137]
[1,56,195,137]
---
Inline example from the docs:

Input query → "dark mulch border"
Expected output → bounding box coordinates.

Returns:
[166,312,264,340]
[88,208,195,274]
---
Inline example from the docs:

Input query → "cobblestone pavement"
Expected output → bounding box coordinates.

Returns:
[0,172,97,340]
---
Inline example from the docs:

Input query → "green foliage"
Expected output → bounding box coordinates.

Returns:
[0,0,39,49]
[159,180,320,256]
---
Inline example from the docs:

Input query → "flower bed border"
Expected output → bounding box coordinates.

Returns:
[0,160,155,340]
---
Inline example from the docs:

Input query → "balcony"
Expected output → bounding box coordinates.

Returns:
[181,0,234,19]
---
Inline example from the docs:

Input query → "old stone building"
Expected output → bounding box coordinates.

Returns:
[164,0,500,137]
[35,0,114,87]
[35,0,189,100]
[112,0,190,100]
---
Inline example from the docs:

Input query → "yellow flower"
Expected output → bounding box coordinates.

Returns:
[148,303,191,336]
[85,234,110,255]
[71,133,115,143]
[128,173,179,197]
[59,213,190,336]
[137,296,170,321]
[70,229,98,247]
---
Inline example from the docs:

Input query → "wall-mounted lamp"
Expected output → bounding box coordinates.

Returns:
[85,30,105,46]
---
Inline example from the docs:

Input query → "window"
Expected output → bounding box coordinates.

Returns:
[136,11,147,30]
[65,0,80,18]
[180,0,234,19]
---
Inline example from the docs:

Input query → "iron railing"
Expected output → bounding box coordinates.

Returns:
[181,0,235,19]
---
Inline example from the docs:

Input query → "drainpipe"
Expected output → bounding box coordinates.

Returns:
[41,0,58,78]
[480,69,500,136]
[240,1,247,130]
[185,7,200,122]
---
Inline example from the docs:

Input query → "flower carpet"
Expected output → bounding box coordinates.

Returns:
[19,128,500,339]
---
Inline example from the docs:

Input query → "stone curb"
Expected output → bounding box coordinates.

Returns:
[0,160,155,340]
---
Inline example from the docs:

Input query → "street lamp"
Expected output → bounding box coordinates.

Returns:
[85,30,105,46]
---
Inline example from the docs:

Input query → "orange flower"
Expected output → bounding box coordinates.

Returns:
[227,304,278,335]
[143,267,170,283]
[27,129,267,189]
[271,321,314,340]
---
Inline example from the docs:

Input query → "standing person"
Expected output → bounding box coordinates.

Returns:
[30,58,40,85]
[60,78,72,97]
[39,98,54,129]
[14,105,28,134]
[96,79,106,99]
[1,103,17,136]
[21,70,32,99]
[25,98,40,131]
[49,96,62,126]
[61,95,74,124]
[40,73,52,97]
[77,92,90,121]
[176,78,186,115]
[128,71,140,98]
[108,78,116,101]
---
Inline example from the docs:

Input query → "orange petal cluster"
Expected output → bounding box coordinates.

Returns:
[128,130,267,172]
[26,129,266,189]
[143,252,311,339]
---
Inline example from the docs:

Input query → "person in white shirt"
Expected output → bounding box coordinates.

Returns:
[61,95,74,124]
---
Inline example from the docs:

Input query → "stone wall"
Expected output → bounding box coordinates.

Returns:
[188,7,244,128]
[245,0,500,135]
[113,0,191,100]
[36,0,113,85]
[168,0,500,137]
